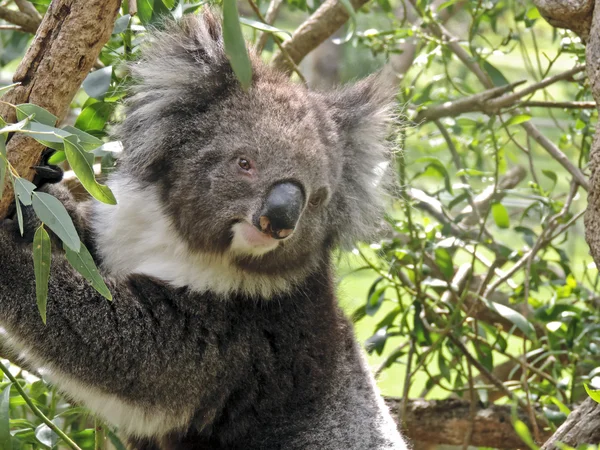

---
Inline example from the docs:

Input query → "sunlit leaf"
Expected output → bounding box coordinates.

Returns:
[505,114,532,127]
[513,419,539,450]
[64,136,116,204]
[491,203,510,229]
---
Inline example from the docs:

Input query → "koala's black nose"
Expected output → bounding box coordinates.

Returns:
[256,182,304,240]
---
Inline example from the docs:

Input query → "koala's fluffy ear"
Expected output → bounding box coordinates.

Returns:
[117,10,242,179]
[326,69,398,248]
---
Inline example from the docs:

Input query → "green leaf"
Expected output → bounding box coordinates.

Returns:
[65,242,112,300]
[113,14,131,34]
[22,121,71,150]
[0,384,11,450]
[31,192,80,252]
[482,60,509,86]
[15,104,57,126]
[238,17,291,39]
[74,102,114,132]
[33,225,51,324]
[513,419,539,449]
[414,157,453,194]
[438,352,451,381]
[483,299,536,340]
[365,276,385,316]
[47,151,66,165]
[137,0,171,25]
[505,114,532,127]
[491,203,510,229]
[222,0,252,90]
[35,422,58,448]
[13,177,36,206]
[542,169,557,190]
[585,383,600,404]
[82,67,113,100]
[62,126,104,152]
[434,247,453,278]
[64,136,116,205]
[455,168,491,177]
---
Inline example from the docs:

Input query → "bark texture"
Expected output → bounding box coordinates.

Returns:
[0,0,121,218]
[542,398,600,449]
[539,0,600,447]
[534,0,593,41]
[387,398,552,448]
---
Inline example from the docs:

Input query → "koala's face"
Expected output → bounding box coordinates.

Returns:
[117,12,394,279]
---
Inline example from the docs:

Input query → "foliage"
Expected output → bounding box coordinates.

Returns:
[0,0,596,448]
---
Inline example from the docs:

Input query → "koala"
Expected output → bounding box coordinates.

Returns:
[0,10,408,450]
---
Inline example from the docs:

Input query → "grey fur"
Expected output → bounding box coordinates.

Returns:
[0,10,407,449]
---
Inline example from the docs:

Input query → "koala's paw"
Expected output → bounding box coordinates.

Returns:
[32,149,64,189]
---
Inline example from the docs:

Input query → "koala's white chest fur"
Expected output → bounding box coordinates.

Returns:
[0,329,191,438]
[92,176,295,298]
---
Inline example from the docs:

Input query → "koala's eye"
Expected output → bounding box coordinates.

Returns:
[309,188,329,208]
[238,158,251,171]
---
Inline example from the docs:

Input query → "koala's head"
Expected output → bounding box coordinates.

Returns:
[113,11,395,287]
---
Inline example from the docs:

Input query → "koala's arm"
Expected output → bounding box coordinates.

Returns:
[0,223,190,402]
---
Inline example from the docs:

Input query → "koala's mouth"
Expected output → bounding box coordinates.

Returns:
[229,221,281,257]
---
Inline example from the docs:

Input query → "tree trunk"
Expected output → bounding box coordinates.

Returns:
[0,0,121,219]
[530,0,600,446]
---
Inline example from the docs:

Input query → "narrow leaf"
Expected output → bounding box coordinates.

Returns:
[31,192,80,252]
[505,114,532,127]
[65,242,112,300]
[483,298,536,340]
[16,104,57,126]
[222,0,252,90]
[33,225,51,324]
[0,384,11,450]
[74,102,114,132]
[64,136,116,205]
[238,17,291,39]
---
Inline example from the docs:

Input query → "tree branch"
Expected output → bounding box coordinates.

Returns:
[0,4,39,33]
[271,0,369,74]
[387,398,552,447]
[0,0,121,218]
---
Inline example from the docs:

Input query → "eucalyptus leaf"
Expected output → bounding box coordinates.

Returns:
[483,299,536,340]
[82,67,113,100]
[31,192,80,252]
[64,136,116,205]
[238,17,291,39]
[74,102,114,132]
[222,0,252,90]
[113,14,131,34]
[15,104,57,126]
[35,422,58,448]
[65,242,112,300]
[13,177,36,206]
[0,384,11,450]
[62,126,104,152]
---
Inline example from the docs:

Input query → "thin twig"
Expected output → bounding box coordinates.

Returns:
[246,0,307,84]
[522,100,597,109]
[0,4,38,33]
[0,361,83,450]
[256,0,283,52]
